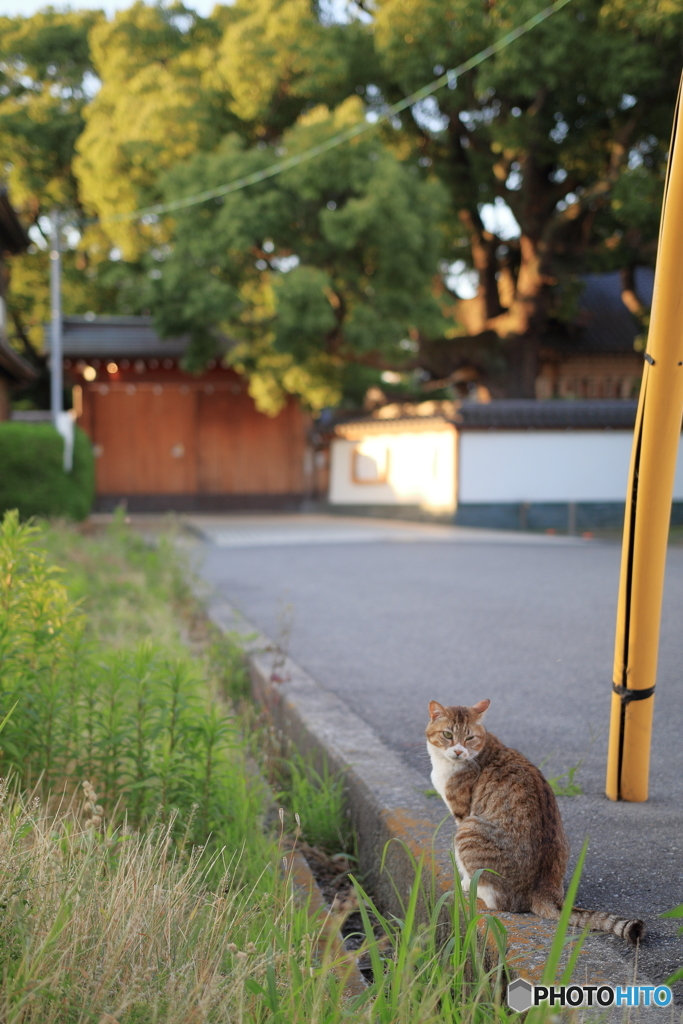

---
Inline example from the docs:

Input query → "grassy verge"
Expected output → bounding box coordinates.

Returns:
[0,782,516,1024]
[0,510,579,1023]
[0,511,267,863]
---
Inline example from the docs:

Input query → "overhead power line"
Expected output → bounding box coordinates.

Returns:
[103,0,574,225]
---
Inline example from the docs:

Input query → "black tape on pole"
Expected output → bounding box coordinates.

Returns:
[612,683,656,704]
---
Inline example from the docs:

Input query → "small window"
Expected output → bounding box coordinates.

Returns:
[352,445,389,484]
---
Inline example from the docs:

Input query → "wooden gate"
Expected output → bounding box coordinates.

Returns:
[81,376,310,500]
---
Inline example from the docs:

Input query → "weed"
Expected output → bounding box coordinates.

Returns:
[662,903,683,984]
[547,760,584,797]
[208,631,252,701]
[276,753,353,854]
[539,751,584,796]
[303,837,526,1023]
[271,596,294,683]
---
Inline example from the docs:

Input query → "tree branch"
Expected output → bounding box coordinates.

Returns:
[10,308,42,364]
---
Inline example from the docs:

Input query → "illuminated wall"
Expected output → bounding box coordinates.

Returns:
[329,427,456,512]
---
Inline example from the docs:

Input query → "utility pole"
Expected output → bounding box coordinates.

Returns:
[606,75,683,802]
[49,209,74,471]
[49,209,63,420]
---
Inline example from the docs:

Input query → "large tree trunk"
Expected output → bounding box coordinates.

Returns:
[502,333,541,398]
[423,91,642,398]
[449,218,551,396]
[491,236,552,397]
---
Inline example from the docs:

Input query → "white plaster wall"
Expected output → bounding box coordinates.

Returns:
[329,430,456,510]
[458,430,683,503]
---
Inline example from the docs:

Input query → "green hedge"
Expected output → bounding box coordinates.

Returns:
[0,422,95,520]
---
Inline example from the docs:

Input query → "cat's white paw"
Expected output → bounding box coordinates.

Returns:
[476,883,498,910]
[454,848,471,894]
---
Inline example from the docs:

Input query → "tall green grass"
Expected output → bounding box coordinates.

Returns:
[0,510,266,862]
[34,507,191,650]
[276,753,353,854]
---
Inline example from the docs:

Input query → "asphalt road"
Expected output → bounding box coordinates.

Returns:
[188,513,683,989]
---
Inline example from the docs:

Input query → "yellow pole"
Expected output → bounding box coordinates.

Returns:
[606,74,683,802]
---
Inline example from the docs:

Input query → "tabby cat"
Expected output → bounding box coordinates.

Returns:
[426,699,644,943]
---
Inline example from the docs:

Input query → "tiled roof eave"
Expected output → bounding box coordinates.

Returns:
[335,416,454,438]
[44,317,190,358]
[454,399,638,430]
[335,400,642,435]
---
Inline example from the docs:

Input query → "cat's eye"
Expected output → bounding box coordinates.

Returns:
[442,730,453,740]
[466,735,475,742]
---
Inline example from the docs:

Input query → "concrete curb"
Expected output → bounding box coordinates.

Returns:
[207,596,654,999]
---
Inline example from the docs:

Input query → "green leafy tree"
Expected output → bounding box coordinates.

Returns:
[73,0,681,403]
[74,2,241,261]
[75,0,378,259]
[214,0,378,131]
[74,1,388,409]
[370,0,680,393]
[0,9,144,364]
[151,99,447,412]
[0,9,99,212]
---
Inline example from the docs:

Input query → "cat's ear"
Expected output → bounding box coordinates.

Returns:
[428,701,446,721]
[471,699,490,720]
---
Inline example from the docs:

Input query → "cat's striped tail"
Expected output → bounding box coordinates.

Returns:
[531,896,645,945]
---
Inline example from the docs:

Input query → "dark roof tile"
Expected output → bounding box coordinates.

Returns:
[455,399,638,430]
[45,316,189,358]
